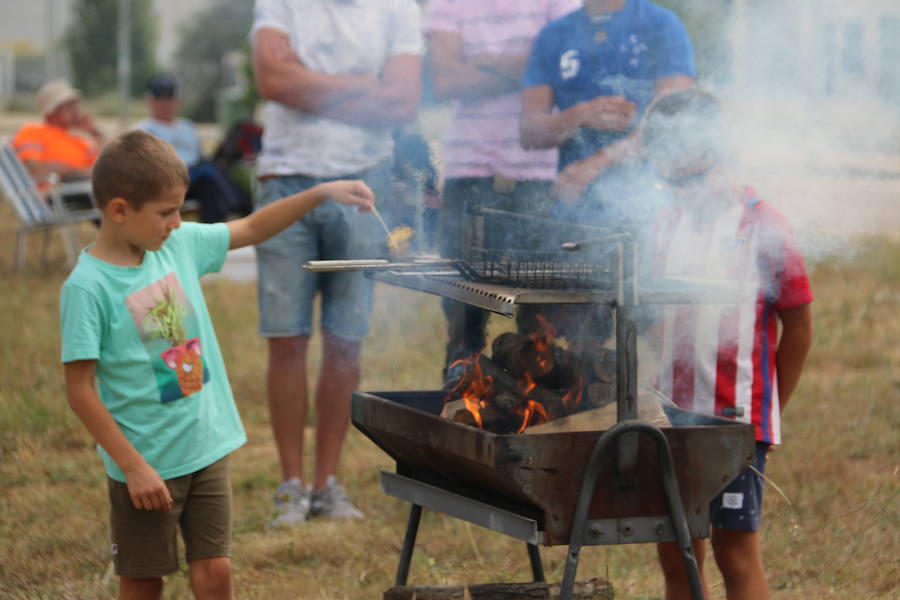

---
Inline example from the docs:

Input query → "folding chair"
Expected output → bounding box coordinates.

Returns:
[0,142,100,269]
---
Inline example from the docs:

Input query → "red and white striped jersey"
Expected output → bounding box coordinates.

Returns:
[653,188,813,444]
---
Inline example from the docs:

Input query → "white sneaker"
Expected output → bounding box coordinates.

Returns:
[310,476,364,520]
[268,478,311,530]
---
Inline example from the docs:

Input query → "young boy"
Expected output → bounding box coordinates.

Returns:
[640,90,814,600]
[60,130,372,600]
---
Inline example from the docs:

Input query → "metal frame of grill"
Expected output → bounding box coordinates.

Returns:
[304,208,751,600]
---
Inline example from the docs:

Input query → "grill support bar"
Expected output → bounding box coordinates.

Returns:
[386,472,546,587]
[561,420,705,600]
[615,237,641,480]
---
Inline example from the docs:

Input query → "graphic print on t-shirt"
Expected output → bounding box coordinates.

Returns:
[125,272,209,403]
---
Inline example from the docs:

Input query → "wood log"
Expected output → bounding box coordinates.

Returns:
[383,577,613,600]
[492,333,582,392]
[442,355,590,431]
[491,332,553,379]
[451,404,478,428]
[586,382,614,409]
[442,399,506,430]
[476,355,568,421]
[535,345,582,391]
[589,347,617,383]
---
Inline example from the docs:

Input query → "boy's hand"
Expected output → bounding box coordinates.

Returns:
[320,179,374,212]
[125,462,174,511]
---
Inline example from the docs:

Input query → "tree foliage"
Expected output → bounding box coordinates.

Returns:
[171,0,255,122]
[64,0,158,97]
[655,0,732,82]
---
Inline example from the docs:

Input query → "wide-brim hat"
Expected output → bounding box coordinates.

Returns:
[36,78,81,116]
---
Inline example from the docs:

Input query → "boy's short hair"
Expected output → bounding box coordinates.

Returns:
[640,88,729,167]
[92,130,189,210]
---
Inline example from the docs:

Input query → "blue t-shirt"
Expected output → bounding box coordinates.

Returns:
[134,117,204,167]
[523,0,695,170]
[60,222,246,482]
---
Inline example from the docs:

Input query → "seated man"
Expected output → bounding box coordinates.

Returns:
[135,74,251,223]
[11,78,103,210]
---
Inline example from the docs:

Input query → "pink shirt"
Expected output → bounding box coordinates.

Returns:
[424,0,580,181]
[652,190,813,444]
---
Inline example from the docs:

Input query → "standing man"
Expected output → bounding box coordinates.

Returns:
[520,0,695,222]
[251,0,423,528]
[424,0,580,376]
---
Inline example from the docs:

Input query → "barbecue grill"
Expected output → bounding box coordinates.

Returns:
[305,208,754,600]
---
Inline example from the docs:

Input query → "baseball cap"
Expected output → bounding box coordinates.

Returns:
[36,78,80,116]
[146,74,178,98]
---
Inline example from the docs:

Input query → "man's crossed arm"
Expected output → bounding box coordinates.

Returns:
[252,27,421,128]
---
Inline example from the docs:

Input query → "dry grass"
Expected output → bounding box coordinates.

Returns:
[0,201,897,599]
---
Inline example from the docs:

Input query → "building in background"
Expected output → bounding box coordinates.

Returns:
[0,0,213,106]
[727,0,900,106]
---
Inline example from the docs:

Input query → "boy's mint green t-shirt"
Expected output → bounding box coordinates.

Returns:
[60,222,246,482]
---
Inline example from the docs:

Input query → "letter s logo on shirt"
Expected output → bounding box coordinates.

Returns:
[560,49,580,80]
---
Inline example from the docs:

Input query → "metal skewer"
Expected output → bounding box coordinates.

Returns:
[370,204,394,245]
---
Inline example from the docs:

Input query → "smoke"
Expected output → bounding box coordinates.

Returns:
[706,2,900,265]
[307,2,900,397]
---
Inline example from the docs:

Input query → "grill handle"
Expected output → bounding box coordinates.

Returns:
[304,258,464,273]
[561,232,633,252]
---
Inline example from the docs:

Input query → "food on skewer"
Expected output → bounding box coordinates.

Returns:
[388,225,414,258]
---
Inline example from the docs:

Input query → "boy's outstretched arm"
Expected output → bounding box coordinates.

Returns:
[64,360,173,511]
[228,180,373,250]
[775,303,813,413]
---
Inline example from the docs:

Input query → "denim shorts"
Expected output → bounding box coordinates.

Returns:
[254,164,388,340]
[709,441,769,532]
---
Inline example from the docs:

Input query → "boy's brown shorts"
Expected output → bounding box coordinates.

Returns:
[107,456,232,578]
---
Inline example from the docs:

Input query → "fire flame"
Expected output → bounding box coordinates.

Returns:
[516,399,551,434]
[560,375,585,411]
[448,355,491,428]
[532,314,556,376]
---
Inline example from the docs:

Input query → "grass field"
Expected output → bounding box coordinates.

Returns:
[0,207,897,599]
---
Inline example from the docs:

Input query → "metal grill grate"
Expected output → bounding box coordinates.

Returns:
[461,207,621,289]
[464,248,615,289]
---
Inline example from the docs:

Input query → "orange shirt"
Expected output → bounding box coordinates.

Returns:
[12,121,99,171]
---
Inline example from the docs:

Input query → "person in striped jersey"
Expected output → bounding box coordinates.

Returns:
[643,89,814,600]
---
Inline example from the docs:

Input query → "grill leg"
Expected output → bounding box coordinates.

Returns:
[527,543,545,582]
[395,503,423,587]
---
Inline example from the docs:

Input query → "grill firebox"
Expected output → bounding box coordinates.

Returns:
[353,390,754,547]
